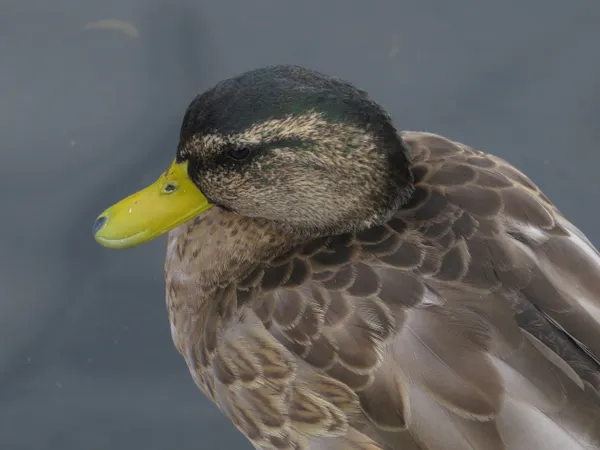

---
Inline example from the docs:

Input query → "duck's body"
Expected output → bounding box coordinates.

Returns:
[95,66,600,449]
[164,131,600,450]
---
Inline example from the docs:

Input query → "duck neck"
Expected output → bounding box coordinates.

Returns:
[164,207,304,305]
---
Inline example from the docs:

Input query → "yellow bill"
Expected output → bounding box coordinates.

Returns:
[93,159,213,249]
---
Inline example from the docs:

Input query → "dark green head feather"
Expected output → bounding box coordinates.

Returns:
[176,65,415,236]
[180,65,396,141]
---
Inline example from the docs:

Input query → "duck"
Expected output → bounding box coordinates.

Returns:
[93,65,600,450]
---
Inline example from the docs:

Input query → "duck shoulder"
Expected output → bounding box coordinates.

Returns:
[167,131,600,450]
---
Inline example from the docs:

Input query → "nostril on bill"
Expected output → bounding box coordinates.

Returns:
[93,215,108,235]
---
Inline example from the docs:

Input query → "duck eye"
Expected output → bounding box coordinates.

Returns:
[227,147,250,161]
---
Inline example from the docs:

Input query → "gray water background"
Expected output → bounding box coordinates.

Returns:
[1,1,599,448]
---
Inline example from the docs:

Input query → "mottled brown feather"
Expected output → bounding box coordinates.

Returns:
[166,131,600,449]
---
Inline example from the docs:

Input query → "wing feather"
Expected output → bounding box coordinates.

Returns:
[169,131,600,449]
